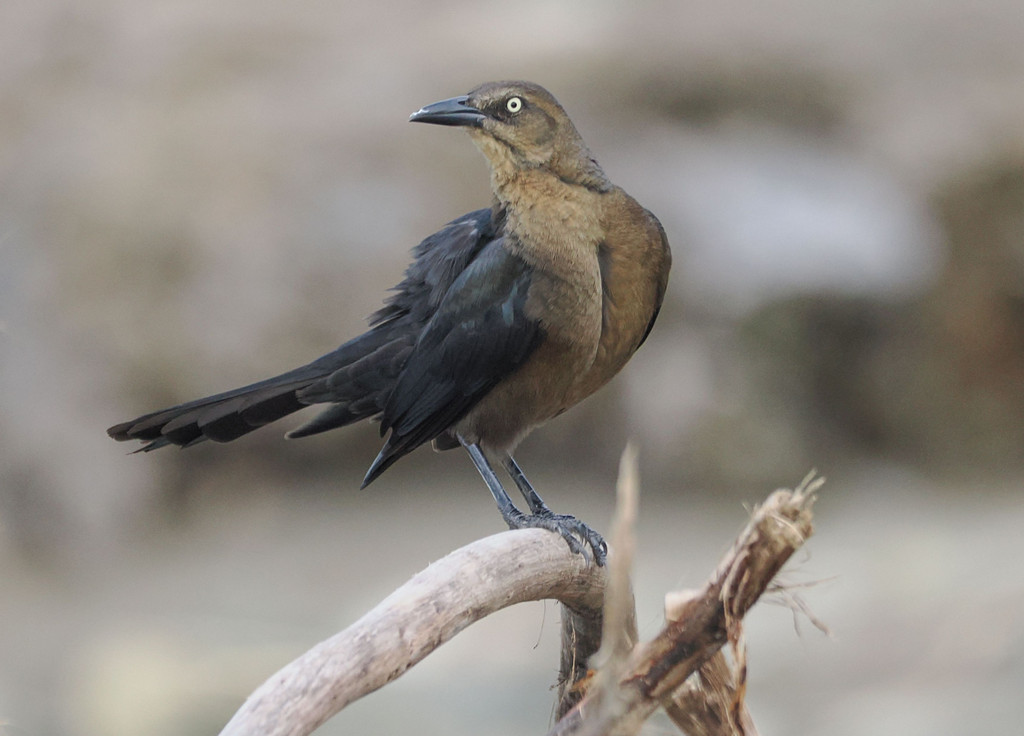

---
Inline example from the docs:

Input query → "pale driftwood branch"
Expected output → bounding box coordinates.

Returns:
[219,529,607,736]
[549,474,821,736]
[218,469,821,736]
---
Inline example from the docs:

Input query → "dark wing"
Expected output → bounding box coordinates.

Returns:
[361,239,543,486]
[108,208,500,450]
[367,208,500,329]
[288,207,499,436]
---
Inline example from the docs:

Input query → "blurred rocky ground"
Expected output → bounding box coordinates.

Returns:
[1,1,1022,735]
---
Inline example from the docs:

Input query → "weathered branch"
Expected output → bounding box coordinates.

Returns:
[548,474,821,736]
[558,446,642,731]
[218,470,821,736]
[664,649,758,736]
[219,530,607,736]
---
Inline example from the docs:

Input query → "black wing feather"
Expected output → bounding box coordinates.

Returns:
[361,239,542,486]
[108,208,503,453]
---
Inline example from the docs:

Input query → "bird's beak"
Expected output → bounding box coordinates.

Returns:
[409,95,486,127]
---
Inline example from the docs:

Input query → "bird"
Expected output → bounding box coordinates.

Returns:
[108,81,671,565]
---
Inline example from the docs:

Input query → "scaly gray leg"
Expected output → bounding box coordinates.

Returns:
[499,450,607,566]
[460,437,599,560]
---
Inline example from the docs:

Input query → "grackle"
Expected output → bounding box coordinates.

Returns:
[108,81,671,565]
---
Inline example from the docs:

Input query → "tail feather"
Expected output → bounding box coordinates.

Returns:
[286,403,366,439]
[108,330,410,452]
[109,378,323,450]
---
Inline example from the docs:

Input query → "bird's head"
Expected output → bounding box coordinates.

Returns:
[410,81,609,191]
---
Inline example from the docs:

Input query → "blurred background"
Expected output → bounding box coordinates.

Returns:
[2,0,1023,734]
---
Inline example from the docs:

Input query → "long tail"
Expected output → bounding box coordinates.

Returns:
[108,329,406,451]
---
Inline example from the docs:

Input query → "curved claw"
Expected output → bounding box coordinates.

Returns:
[504,510,607,566]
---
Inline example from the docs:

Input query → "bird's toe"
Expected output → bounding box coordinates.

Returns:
[505,511,605,566]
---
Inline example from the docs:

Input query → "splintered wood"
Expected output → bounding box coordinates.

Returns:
[550,473,821,736]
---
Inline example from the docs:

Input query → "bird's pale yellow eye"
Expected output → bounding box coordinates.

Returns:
[505,97,523,114]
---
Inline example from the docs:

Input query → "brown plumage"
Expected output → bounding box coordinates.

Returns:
[108,81,671,564]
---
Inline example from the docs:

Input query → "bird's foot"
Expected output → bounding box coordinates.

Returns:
[504,509,607,566]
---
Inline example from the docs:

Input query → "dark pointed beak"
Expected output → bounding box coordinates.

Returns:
[409,95,486,127]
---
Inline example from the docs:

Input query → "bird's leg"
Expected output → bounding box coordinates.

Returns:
[501,453,549,514]
[502,452,607,566]
[460,440,527,523]
[460,438,588,560]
